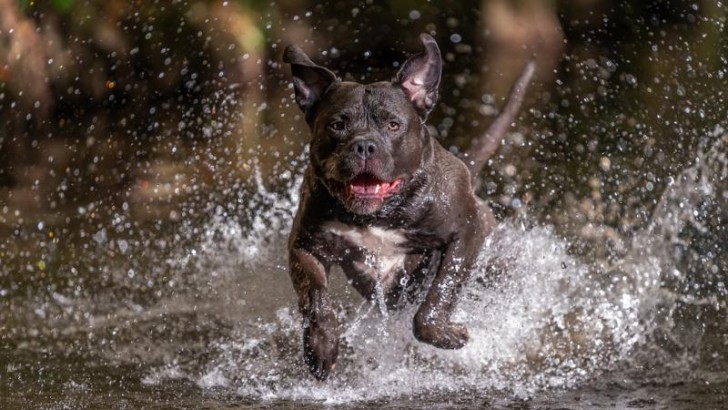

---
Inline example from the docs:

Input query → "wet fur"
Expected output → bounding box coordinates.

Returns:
[283,34,533,380]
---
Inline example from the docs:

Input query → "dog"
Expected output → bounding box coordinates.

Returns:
[283,33,534,380]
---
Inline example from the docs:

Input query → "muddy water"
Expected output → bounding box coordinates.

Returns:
[1,131,727,408]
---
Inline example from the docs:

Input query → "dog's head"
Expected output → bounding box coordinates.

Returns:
[284,34,442,215]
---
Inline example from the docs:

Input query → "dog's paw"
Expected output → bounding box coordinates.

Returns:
[303,322,339,380]
[413,320,469,349]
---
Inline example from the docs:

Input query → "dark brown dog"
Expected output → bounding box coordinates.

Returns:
[283,33,534,380]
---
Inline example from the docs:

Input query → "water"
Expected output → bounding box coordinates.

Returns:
[1,1,727,407]
[1,128,726,408]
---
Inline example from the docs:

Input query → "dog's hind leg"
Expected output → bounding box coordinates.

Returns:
[383,250,443,310]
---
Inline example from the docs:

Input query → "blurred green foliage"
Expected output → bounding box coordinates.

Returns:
[52,0,73,12]
[19,0,74,12]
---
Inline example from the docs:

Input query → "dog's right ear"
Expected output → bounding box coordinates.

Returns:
[283,45,337,120]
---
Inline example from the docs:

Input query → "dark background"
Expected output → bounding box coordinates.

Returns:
[0,2,727,406]
[0,0,726,258]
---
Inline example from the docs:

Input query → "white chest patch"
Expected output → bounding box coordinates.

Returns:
[323,221,409,287]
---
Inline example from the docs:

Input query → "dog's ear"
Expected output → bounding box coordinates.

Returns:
[283,45,337,120]
[395,33,442,116]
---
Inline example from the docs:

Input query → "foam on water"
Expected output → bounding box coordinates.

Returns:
[135,130,727,402]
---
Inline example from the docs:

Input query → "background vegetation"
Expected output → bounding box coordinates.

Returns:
[0,3,727,405]
[1,0,726,259]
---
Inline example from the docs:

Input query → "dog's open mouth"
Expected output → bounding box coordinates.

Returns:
[345,173,402,199]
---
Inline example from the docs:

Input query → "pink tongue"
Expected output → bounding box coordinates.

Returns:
[351,182,388,195]
[349,174,392,196]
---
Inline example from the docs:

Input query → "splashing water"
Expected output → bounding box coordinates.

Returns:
[132,129,727,403]
[2,131,726,406]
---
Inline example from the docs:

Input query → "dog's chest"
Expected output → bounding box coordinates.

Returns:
[322,221,409,286]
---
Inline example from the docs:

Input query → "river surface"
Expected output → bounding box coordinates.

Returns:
[1,131,727,409]
[1,0,727,407]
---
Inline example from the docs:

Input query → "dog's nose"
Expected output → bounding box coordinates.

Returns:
[353,139,377,160]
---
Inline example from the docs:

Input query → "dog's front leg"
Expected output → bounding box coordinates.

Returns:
[290,248,338,380]
[412,230,483,349]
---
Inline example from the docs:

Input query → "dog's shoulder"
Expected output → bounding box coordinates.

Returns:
[428,142,476,197]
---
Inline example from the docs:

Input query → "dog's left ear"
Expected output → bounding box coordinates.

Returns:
[283,45,338,121]
[395,33,442,116]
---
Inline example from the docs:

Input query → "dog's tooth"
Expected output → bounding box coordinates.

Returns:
[374,184,381,194]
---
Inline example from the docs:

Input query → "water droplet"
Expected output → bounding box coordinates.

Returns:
[118,240,129,254]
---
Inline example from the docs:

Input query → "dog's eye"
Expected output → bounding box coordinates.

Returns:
[329,120,345,131]
[387,121,400,132]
